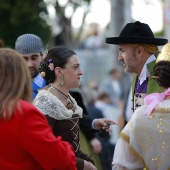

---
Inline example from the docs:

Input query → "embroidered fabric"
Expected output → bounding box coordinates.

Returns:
[117,99,170,170]
[134,77,148,111]
[134,93,146,111]
[112,164,142,170]
[33,90,83,120]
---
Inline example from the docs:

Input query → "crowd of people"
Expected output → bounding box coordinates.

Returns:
[0,20,170,170]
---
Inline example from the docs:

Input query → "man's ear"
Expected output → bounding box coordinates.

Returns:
[40,52,44,60]
[135,46,144,57]
[138,46,145,55]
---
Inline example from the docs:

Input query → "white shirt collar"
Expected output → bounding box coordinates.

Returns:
[139,54,156,85]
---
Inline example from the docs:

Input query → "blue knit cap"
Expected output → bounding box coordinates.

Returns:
[15,34,44,55]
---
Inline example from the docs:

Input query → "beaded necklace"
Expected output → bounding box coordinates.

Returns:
[50,85,75,112]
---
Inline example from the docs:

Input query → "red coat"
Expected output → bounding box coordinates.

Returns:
[0,100,76,170]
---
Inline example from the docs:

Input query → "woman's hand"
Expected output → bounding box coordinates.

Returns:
[83,160,97,170]
[90,138,102,154]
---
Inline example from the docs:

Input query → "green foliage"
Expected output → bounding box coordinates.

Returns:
[154,27,165,38]
[0,0,51,48]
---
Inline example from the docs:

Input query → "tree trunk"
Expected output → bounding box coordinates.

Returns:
[108,0,132,65]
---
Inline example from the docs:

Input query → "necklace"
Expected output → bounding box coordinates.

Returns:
[51,85,68,98]
[50,85,75,112]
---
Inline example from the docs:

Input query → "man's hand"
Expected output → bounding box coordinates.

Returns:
[93,118,116,134]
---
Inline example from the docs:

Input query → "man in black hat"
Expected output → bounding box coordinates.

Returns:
[106,21,168,112]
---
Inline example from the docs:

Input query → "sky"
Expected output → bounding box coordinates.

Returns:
[71,0,163,33]
[48,0,164,35]
[72,0,111,30]
[131,0,163,32]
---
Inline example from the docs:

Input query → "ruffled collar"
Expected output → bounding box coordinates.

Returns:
[33,90,83,120]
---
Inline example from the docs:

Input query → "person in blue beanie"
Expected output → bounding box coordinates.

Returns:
[15,34,47,99]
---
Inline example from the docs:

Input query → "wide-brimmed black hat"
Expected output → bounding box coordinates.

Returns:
[106,21,168,46]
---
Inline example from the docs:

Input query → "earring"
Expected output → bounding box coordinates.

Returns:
[59,75,65,87]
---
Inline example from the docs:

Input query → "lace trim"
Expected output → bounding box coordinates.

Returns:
[33,90,83,120]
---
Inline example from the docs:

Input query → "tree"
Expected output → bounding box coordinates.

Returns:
[0,0,51,48]
[109,0,132,65]
[44,0,93,48]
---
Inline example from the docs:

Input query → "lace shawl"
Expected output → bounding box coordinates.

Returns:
[33,90,83,120]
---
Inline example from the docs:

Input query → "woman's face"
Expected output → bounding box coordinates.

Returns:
[61,54,83,89]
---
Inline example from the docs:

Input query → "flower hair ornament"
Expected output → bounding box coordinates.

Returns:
[48,59,54,71]
[39,62,46,78]
[40,71,46,78]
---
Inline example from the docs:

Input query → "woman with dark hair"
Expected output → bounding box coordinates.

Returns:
[112,43,170,170]
[33,46,97,170]
[0,48,76,170]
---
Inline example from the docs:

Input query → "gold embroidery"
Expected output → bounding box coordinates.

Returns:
[119,132,129,143]
[129,146,149,170]
[124,103,170,169]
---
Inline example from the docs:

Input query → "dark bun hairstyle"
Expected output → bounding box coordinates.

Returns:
[39,46,76,83]
[153,61,170,89]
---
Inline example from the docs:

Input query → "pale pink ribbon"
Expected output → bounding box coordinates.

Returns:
[144,88,170,118]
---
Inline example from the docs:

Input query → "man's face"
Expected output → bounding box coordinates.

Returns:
[118,44,139,74]
[23,53,43,78]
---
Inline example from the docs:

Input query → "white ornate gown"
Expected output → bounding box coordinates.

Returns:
[112,99,170,170]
